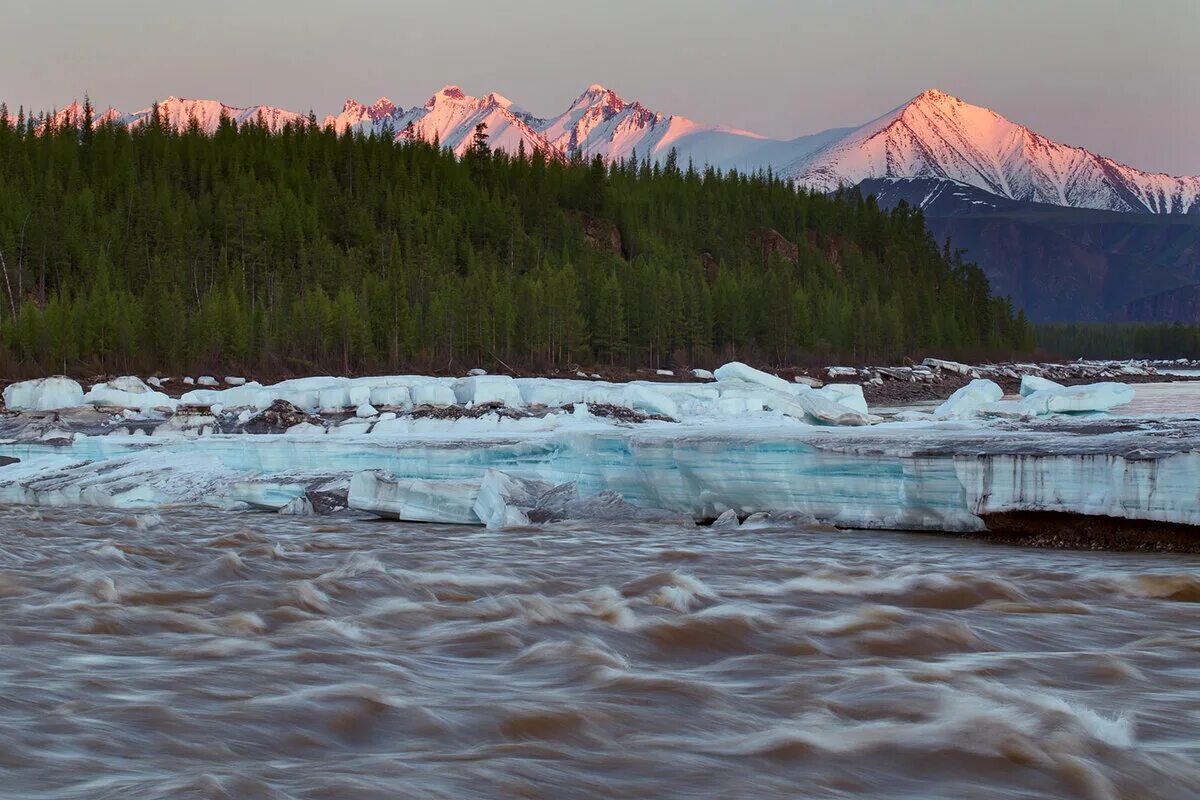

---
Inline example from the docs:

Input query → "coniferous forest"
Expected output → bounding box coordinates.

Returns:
[0,103,1033,377]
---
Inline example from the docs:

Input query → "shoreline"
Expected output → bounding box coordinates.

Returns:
[4,359,1199,413]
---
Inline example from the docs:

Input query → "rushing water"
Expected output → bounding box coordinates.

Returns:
[1,509,1198,799]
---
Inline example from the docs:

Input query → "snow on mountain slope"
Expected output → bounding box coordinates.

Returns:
[118,96,307,134]
[532,84,841,171]
[26,85,1198,214]
[325,83,837,169]
[400,86,557,157]
[47,101,123,129]
[324,97,402,136]
[787,89,1200,214]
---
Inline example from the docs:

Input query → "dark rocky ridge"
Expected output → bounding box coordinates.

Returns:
[858,177,1200,322]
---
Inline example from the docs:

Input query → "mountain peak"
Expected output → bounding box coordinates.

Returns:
[914,87,953,102]
[483,92,513,109]
[428,85,469,107]
[903,88,973,115]
[578,83,621,101]
[787,86,1200,214]
[572,83,626,116]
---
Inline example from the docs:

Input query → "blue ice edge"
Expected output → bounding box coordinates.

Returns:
[1,417,1198,531]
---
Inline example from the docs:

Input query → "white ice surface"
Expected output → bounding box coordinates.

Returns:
[935,379,1003,419]
[83,377,175,413]
[1020,375,1064,397]
[714,361,791,392]
[0,369,1187,531]
[3,377,85,411]
[1021,382,1135,414]
[1,405,1196,530]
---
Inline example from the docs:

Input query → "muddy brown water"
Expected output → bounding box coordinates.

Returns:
[1,508,1198,799]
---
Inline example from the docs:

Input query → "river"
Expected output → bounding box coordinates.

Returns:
[1,506,1197,798]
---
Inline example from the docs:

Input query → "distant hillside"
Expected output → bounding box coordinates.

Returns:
[858,177,1200,322]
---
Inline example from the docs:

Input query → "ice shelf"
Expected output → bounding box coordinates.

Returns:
[0,365,1192,532]
[0,410,1196,531]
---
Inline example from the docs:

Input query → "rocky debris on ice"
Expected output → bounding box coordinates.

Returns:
[152,407,219,438]
[240,400,322,434]
[408,401,528,422]
[563,403,671,424]
[3,377,85,411]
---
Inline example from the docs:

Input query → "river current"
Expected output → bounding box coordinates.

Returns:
[1,508,1198,798]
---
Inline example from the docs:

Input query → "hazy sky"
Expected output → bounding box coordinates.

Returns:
[5,0,1197,174]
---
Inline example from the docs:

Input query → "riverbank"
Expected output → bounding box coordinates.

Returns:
[6,357,1198,413]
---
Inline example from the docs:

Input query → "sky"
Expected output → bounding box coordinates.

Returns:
[5,0,1197,175]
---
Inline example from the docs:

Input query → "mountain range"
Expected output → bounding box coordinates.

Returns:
[20,85,1200,321]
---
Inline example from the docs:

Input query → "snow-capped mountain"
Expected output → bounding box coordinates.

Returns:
[528,83,848,172]
[48,100,123,129]
[22,86,1199,214]
[117,96,307,134]
[325,86,554,157]
[785,89,1200,214]
[324,96,401,137]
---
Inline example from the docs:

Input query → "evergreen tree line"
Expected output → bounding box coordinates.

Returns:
[0,101,1033,377]
[1036,323,1200,361]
